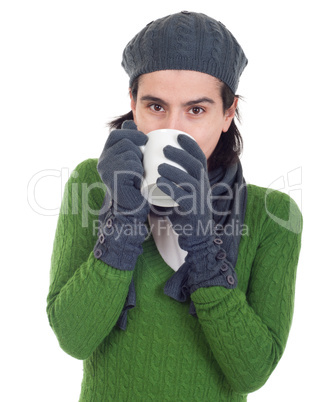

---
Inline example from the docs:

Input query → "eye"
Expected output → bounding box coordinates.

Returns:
[150,104,164,112]
[188,106,205,115]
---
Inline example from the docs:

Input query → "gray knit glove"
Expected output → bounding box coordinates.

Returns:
[93,121,150,270]
[158,134,237,295]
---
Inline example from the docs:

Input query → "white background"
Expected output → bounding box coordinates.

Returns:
[1,0,328,400]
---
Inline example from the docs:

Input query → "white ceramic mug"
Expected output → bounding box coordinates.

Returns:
[140,128,195,207]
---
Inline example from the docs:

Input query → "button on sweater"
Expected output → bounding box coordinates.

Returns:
[46,158,302,401]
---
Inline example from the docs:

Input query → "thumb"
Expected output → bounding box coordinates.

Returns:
[122,120,137,130]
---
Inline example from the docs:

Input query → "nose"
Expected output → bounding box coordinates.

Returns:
[163,112,185,132]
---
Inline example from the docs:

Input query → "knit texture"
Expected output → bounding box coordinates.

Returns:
[47,158,302,401]
[93,121,149,271]
[122,11,248,93]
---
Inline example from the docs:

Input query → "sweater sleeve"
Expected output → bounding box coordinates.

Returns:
[191,189,302,394]
[46,159,133,360]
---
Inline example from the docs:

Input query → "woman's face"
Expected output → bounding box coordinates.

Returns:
[130,70,237,159]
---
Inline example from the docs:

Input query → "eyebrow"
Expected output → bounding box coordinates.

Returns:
[139,95,215,107]
[183,97,215,107]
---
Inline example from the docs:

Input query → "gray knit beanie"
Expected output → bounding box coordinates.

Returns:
[121,11,248,94]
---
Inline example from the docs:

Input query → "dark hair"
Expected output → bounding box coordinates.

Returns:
[108,76,243,170]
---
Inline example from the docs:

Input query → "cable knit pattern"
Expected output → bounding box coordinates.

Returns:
[122,11,248,93]
[175,15,193,59]
[47,158,302,401]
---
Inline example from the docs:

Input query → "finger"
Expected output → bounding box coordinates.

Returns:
[122,120,137,130]
[158,164,201,199]
[177,134,207,170]
[162,145,204,179]
[105,137,144,160]
[99,159,144,189]
[98,149,144,178]
[157,163,197,188]
[105,128,148,149]
[156,177,196,212]
[156,176,188,201]
[127,160,145,189]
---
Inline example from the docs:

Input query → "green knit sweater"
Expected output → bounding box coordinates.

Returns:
[47,158,302,401]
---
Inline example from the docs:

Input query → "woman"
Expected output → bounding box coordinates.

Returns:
[47,11,302,401]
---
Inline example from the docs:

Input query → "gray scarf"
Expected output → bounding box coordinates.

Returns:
[117,161,247,329]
